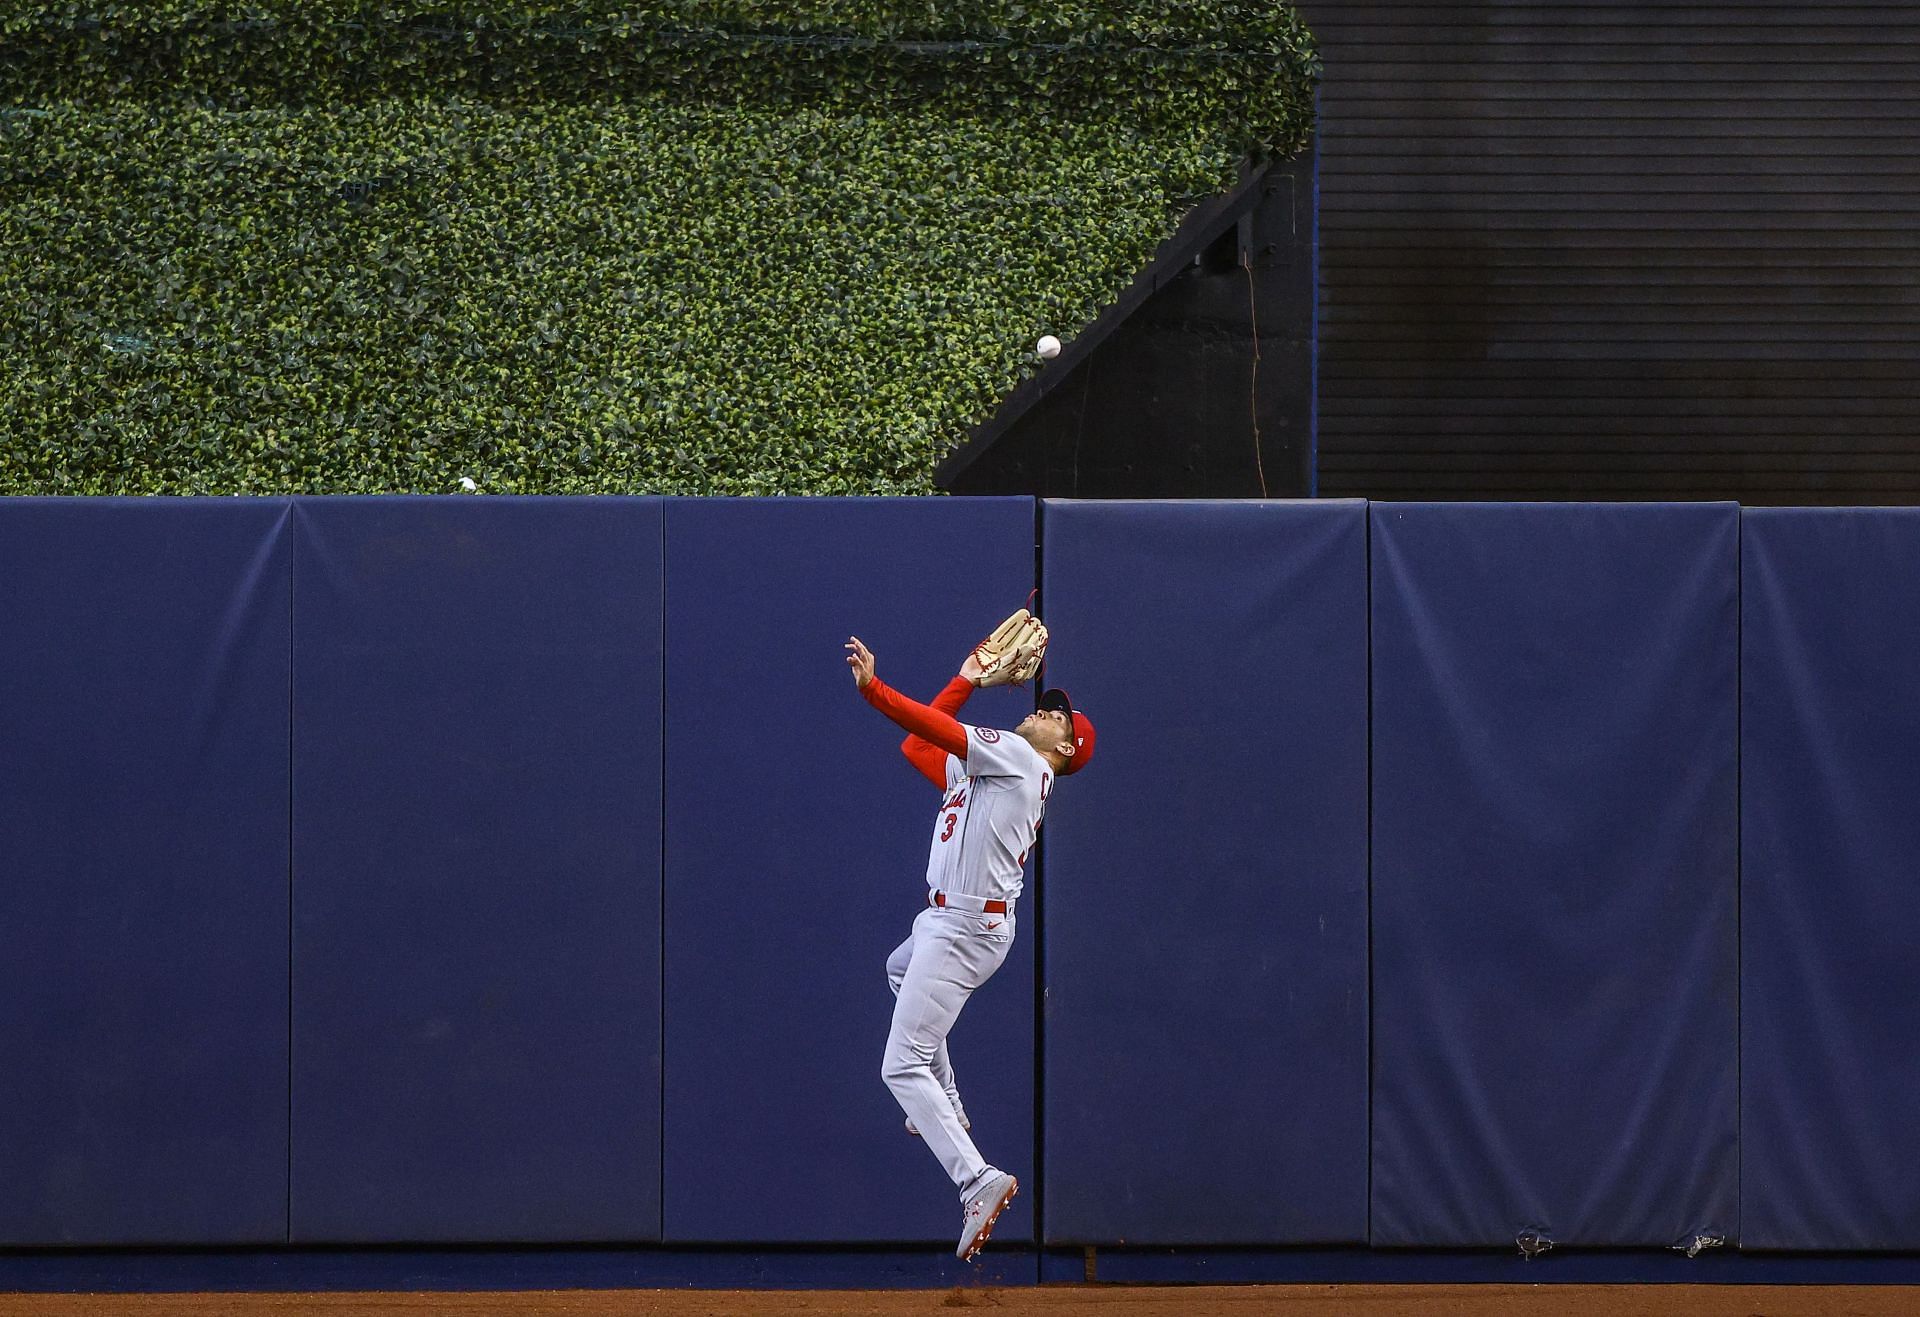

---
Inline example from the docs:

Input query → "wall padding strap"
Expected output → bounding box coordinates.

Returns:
[1740,508,1920,1249]
[663,497,1036,1243]
[1368,502,1739,1249]
[0,498,292,1245]
[1038,499,1371,1245]
[290,497,663,1243]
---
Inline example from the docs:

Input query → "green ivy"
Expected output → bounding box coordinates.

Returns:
[0,5,1316,495]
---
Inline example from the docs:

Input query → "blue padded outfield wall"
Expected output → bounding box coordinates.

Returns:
[291,498,663,1242]
[7,494,1920,1265]
[1740,508,1920,1250]
[662,498,1036,1244]
[0,499,292,1245]
[1039,500,1370,1245]
[1369,503,1740,1248]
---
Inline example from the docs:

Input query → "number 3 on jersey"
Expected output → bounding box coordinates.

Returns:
[939,787,967,843]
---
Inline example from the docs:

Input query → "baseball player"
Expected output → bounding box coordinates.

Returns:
[843,612,1096,1262]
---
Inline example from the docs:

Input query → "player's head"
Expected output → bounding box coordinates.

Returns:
[1017,688,1096,775]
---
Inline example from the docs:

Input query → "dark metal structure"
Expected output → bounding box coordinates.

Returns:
[938,150,1318,498]
[1300,0,1920,503]
[952,3,1920,504]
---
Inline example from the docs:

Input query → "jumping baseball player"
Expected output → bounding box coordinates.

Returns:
[843,610,1096,1262]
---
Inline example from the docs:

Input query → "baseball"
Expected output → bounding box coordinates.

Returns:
[459,476,478,492]
[1036,334,1062,360]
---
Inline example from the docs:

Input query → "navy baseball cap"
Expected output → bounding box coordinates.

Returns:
[1038,687,1096,774]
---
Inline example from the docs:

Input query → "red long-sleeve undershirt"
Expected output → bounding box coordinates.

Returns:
[861,674,972,787]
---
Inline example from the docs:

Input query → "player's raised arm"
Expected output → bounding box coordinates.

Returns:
[845,635,877,689]
[896,607,1048,783]
[900,672,975,786]
[847,635,970,759]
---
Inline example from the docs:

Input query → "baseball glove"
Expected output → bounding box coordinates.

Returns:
[972,608,1048,687]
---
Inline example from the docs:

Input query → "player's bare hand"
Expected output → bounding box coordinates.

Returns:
[845,635,876,689]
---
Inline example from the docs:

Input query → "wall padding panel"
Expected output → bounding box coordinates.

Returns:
[1039,499,1371,1245]
[1741,507,1920,1250]
[663,497,1036,1244]
[0,498,291,1245]
[290,497,662,1243]
[1369,502,1739,1248]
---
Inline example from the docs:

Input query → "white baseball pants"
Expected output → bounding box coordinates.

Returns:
[883,905,1013,1195]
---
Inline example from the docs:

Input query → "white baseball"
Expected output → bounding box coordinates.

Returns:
[1036,334,1062,360]
[459,476,478,492]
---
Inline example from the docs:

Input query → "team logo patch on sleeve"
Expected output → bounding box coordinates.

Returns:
[977,727,1001,743]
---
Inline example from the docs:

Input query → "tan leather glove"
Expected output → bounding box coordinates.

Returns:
[970,608,1049,687]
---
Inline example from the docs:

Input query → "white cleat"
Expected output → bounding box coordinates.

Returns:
[957,1170,1018,1261]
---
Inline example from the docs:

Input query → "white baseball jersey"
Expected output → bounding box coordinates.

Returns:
[923,723,1053,905]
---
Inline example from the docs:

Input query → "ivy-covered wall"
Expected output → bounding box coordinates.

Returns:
[0,4,1317,494]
